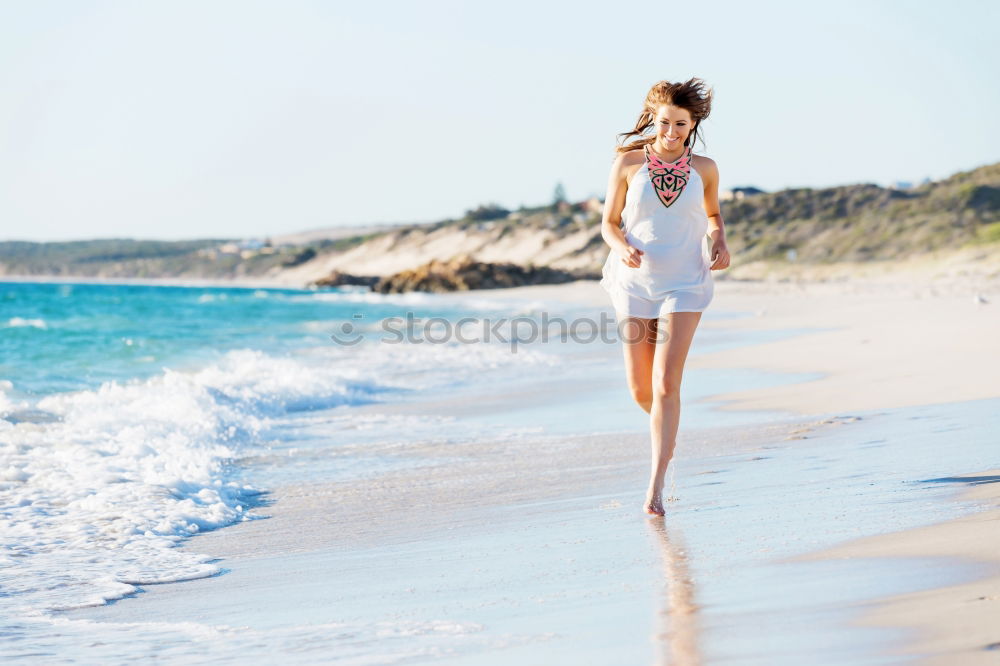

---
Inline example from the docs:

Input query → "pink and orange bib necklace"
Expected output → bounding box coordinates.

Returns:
[644,143,693,209]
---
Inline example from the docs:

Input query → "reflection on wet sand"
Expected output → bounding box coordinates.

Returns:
[648,519,701,666]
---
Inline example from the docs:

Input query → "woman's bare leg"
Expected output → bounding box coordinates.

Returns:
[620,316,659,414]
[646,311,702,516]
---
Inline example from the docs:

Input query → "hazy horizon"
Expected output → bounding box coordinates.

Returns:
[2,0,998,242]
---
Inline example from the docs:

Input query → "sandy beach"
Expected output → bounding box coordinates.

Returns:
[491,273,1000,663]
[480,272,1000,661]
[49,270,1000,664]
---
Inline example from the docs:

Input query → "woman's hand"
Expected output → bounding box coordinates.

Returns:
[617,244,644,268]
[709,238,730,270]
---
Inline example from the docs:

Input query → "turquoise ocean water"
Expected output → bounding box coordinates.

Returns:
[0,282,577,626]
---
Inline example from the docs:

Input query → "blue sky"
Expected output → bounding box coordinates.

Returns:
[1,0,997,241]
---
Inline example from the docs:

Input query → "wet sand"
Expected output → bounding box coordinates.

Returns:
[58,275,1000,663]
[794,469,1000,665]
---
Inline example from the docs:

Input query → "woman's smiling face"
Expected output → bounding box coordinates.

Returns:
[653,104,693,150]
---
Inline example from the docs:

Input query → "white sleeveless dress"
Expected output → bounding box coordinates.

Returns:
[599,144,714,318]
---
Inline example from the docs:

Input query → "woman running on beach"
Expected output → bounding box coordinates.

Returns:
[598,78,730,516]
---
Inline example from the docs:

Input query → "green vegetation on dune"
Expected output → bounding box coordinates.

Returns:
[717,162,1000,263]
[1,161,998,280]
[0,238,223,263]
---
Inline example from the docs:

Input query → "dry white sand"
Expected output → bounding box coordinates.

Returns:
[473,273,1000,416]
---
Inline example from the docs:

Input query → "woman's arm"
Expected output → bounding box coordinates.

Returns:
[601,153,644,268]
[699,157,731,270]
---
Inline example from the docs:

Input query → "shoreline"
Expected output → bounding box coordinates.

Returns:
[62,395,1000,663]
[793,468,1000,665]
[3,241,998,296]
[447,277,1000,661]
[19,272,1000,661]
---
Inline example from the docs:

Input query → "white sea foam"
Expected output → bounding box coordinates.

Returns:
[292,288,534,312]
[5,316,47,329]
[0,336,558,619]
[301,289,438,305]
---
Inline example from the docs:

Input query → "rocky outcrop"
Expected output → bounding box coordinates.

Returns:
[311,270,380,288]
[369,254,600,294]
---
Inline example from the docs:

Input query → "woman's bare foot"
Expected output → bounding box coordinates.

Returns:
[645,487,665,516]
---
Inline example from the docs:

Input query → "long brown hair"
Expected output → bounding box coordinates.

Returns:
[615,78,713,155]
